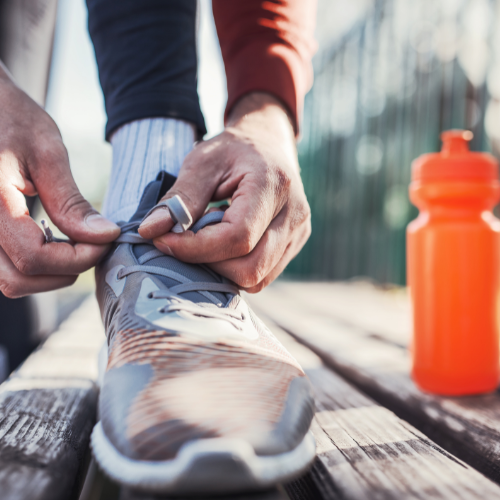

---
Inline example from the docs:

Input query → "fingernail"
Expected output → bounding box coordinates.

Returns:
[140,209,171,229]
[86,213,120,233]
[154,238,174,256]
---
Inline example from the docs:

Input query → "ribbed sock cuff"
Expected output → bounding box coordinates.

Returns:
[102,118,195,223]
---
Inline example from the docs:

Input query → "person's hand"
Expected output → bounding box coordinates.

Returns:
[0,63,120,298]
[138,92,311,293]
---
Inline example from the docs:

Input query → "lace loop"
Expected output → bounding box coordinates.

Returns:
[115,211,241,328]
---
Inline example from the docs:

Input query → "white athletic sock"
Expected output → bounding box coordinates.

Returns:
[102,118,195,223]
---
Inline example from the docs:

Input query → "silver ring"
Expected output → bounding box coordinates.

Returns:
[145,195,192,233]
[142,195,193,233]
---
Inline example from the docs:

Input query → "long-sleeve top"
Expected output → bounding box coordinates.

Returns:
[86,0,317,140]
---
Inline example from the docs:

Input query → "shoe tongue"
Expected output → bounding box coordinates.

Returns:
[128,171,177,224]
[129,173,232,306]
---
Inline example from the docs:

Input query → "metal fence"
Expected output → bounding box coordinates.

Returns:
[285,0,500,284]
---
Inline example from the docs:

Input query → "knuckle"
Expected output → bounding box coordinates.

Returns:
[304,217,312,238]
[245,280,266,294]
[302,200,312,221]
[295,195,311,220]
[235,268,263,289]
[0,280,21,299]
[165,188,194,208]
[242,278,268,293]
[298,210,312,244]
[290,199,311,231]
[232,230,255,256]
[13,253,37,276]
[272,166,292,194]
[163,188,200,219]
[52,192,90,226]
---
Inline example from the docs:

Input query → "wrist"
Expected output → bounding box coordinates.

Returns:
[226,92,295,143]
[226,92,299,171]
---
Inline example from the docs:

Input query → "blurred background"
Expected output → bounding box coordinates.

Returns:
[287,0,500,285]
[1,0,500,376]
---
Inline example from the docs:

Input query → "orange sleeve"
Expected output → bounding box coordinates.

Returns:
[212,0,317,136]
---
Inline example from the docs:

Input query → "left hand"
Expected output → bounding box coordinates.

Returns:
[138,92,311,293]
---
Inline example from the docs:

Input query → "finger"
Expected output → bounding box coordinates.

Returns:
[151,172,284,263]
[138,151,224,239]
[0,246,77,298]
[242,223,310,294]
[0,177,111,275]
[208,213,310,289]
[137,206,174,239]
[206,210,289,287]
[242,245,294,294]
[3,221,110,275]
[28,140,120,243]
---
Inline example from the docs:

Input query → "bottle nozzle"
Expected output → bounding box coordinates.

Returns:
[440,130,473,154]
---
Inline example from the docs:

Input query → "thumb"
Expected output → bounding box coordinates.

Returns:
[138,173,214,239]
[33,145,120,244]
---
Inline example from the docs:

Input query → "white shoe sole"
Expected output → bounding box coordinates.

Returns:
[91,422,316,495]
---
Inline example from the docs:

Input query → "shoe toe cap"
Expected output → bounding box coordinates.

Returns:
[252,375,315,456]
[100,356,315,462]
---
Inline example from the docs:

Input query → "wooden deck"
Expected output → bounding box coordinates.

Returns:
[2,282,500,499]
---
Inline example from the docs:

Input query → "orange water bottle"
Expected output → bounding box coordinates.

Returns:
[407,130,500,395]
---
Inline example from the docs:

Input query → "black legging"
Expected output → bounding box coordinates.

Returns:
[86,0,206,141]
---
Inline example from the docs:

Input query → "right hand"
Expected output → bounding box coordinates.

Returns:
[0,63,120,298]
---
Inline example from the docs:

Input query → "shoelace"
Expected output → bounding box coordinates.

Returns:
[114,211,244,329]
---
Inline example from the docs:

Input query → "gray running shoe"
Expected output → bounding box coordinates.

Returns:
[91,173,316,495]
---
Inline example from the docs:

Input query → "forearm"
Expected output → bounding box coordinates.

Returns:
[213,0,317,135]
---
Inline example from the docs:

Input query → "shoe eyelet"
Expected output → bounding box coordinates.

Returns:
[241,313,246,321]
[147,292,154,299]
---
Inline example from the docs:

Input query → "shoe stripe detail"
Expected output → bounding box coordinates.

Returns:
[105,328,305,461]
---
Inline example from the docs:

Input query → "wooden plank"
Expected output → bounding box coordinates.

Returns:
[268,281,411,346]
[96,313,500,500]
[0,296,105,500]
[260,316,500,500]
[246,286,500,486]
